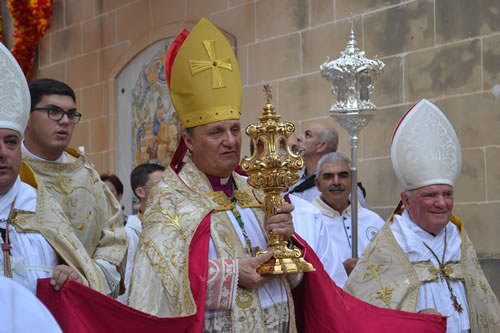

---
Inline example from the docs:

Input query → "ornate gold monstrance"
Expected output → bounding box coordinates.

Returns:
[241,85,315,275]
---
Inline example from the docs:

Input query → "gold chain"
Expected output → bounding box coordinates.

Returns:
[423,228,463,313]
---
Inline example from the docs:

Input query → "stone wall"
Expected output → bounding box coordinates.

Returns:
[35,0,500,293]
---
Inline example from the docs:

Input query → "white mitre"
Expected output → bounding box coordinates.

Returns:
[0,42,30,135]
[391,99,461,191]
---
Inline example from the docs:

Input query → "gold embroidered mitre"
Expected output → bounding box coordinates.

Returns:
[167,18,241,129]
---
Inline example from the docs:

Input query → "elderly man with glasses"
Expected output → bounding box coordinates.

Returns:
[22,79,127,298]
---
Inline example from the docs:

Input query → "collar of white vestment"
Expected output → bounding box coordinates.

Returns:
[312,195,362,218]
[388,206,464,244]
[0,166,38,219]
[21,141,84,164]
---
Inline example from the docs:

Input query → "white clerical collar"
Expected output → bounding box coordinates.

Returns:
[0,176,21,219]
[401,210,446,241]
[22,141,66,163]
[0,176,37,217]
[220,176,230,185]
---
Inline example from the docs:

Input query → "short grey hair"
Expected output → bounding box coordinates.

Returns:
[316,127,338,153]
[315,152,351,179]
[184,127,195,136]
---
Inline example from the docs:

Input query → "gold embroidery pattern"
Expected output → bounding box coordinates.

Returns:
[207,190,261,211]
[45,173,85,220]
[190,40,232,89]
[233,190,260,208]
[236,292,254,309]
[143,238,191,314]
[375,285,394,308]
[207,191,234,210]
[11,181,105,293]
[22,152,127,269]
[363,262,385,281]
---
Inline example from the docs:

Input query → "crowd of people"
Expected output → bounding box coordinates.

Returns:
[1,17,499,333]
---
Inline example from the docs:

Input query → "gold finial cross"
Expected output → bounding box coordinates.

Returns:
[190,40,232,89]
[263,84,272,104]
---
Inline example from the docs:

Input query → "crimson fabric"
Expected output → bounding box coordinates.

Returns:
[170,138,188,172]
[392,100,419,142]
[37,211,446,332]
[37,212,211,333]
[165,28,190,88]
[165,28,190,171]
[284,193,292,204]
[292,233,447,333]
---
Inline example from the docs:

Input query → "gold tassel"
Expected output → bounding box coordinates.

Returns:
[2,243,12,278]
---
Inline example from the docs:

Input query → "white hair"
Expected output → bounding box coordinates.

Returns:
[315,152,351,179]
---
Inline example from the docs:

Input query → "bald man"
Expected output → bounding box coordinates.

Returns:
[289,122,368,208]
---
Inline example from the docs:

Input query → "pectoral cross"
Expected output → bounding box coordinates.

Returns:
[1,221,12,278]
[190,40,232,88]
[423,231,463,313]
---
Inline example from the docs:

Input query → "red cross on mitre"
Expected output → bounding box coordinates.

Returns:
[189,40,233,89]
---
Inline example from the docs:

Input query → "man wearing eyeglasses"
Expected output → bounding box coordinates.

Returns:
[21,79,127,298]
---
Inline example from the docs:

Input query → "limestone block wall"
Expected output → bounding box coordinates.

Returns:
[35,0,500,287]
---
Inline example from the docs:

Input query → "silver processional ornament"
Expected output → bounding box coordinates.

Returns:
[320,22,384,258]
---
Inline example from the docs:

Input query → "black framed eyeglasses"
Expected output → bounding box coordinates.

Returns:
[32,107,82,124]
[141,181,160,189]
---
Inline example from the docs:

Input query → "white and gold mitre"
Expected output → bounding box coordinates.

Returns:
[0,42,30,135]
[391,99,461,191]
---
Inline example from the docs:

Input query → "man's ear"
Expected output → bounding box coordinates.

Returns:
[25,114,32,132]
[182,131,194,152]
[400,191,409,208]
[314,176,320,189]
[316,141,327,153]
[135,187,145,201]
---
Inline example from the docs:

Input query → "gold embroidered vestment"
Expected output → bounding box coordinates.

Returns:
[22,149,127,292]
[13,162,106,292]
[344,213,500,332]
[128,160,296,332]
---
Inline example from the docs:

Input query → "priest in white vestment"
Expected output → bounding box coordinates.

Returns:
[344,99,500,332]
[287,193,347,286]
[311,152,384,275]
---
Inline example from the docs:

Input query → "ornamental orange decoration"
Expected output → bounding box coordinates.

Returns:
[8,0,53,78]
[0,5,4,43]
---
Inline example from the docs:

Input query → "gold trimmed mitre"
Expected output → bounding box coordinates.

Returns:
[169,18,242,129]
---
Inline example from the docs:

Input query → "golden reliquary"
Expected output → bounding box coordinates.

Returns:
[241,84,315,275]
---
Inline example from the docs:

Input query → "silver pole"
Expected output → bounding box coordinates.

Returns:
[320,24,384,259]
[350,133,358,258]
